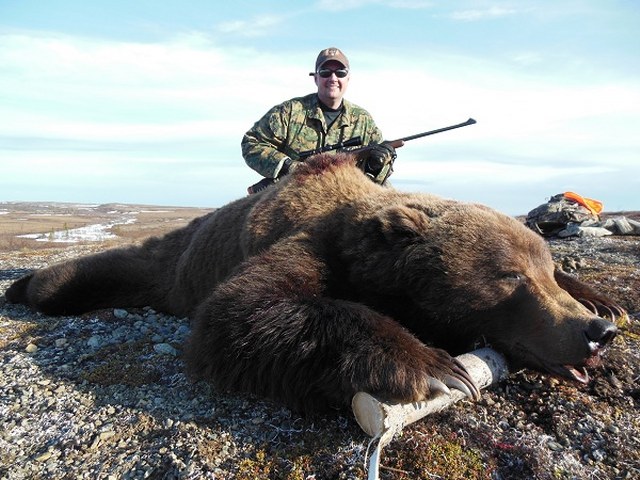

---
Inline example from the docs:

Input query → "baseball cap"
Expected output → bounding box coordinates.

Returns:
[312,47,349,72]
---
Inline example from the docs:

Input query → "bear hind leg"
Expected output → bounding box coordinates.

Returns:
[6,246,166,315]
[4,272,34,305]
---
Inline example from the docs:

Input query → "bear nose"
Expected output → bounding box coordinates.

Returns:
[586,318,618,347]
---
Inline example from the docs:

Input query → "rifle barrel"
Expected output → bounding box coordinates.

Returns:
[395,118,476,143]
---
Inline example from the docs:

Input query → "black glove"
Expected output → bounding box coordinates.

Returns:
[278,157,297,177]
[356,143,397,184]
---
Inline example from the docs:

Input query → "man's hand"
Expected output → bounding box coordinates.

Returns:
[355,143,398,184]
[278,157,300,177]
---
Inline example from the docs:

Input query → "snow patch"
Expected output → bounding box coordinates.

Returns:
[18,218,136,243]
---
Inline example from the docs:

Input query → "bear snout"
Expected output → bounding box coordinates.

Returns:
[585,317,618,352]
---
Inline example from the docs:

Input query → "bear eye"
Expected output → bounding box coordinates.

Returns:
[501,272,524,282]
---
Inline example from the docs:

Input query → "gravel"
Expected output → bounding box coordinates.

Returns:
[1,234,639,479]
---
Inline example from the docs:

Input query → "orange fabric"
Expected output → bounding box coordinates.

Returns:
[564,191,603,215]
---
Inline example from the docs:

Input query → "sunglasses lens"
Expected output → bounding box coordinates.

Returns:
[318,69,348,78]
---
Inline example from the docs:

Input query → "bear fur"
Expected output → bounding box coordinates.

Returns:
[5,154,620,413]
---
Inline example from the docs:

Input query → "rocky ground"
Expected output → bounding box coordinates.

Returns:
[0,205,638,480]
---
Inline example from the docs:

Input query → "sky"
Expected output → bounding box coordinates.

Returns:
[0,0,638,215]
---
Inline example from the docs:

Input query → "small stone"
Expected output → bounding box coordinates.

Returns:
[607,424,620,434]
[113,308,129,319]
[175,325,191,337]
[55,338,68,347]
[153,343,177,356]
[25,343,38,353]
[35,451,53,462]
[606,372,623,389]
[547,440,563,451]
[87,335,102,348]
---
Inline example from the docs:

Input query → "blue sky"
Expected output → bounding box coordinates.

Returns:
[1,0,638,215]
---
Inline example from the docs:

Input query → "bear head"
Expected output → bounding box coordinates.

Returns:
[341,198,617,384]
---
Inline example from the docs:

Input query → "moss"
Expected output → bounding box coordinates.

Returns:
[234,440,365,480]
[386,433,491,480]
[234,429,488,479]
[235,450,274,479]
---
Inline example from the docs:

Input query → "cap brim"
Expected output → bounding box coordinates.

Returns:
[317,60,347,70]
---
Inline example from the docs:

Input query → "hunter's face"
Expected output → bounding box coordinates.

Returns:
[315,60,350,108]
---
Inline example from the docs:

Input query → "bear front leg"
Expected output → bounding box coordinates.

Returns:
[186,238,478,414]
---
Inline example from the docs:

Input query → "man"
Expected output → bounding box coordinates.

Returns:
[242,47,397,188]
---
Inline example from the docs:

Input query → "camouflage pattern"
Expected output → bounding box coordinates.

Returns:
[242,93,383,178]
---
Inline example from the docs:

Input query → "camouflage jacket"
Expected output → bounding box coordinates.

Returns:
[241,93,383,178]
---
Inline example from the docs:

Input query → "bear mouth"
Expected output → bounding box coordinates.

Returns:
[506,339,605,385]
[544,349,604,384]
[546,364,590,384]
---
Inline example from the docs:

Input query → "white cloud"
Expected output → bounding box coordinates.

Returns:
[0,31,311,144]
[315,0,433,11]
[216,14,288,37]
[3,30,638,152]
[350,49,640,145]
[510,52,544,67]
[315,0,375,11]
[450,6,520,21]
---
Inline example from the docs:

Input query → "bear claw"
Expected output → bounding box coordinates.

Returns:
[426,377,452,396]
[442,374,480,401]
[451,358,482,400]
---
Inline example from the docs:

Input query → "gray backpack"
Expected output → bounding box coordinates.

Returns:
[525,193,600,236]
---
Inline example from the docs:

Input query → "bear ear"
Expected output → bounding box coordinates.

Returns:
[377,205,430,240]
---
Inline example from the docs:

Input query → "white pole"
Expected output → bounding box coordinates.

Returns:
[351,348,509,480]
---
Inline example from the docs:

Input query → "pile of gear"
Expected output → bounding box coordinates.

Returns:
[525,192,640,238]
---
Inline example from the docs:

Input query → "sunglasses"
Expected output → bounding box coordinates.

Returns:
[317,68,349,78]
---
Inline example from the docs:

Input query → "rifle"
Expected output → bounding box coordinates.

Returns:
[246,118,476,194]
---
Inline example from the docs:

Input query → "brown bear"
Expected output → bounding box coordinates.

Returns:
[5,154,622,413]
